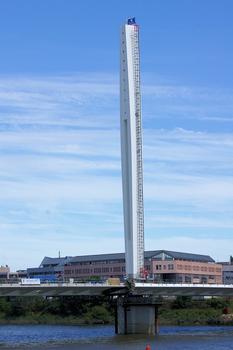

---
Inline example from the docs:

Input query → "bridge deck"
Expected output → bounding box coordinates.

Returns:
[1,282,233,297]
[135,283,233,297]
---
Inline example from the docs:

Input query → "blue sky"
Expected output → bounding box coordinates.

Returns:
[1,0,233,270]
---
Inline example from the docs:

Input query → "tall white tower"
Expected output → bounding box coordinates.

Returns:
[120,18,144,279]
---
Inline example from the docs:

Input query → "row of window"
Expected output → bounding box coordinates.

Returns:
[69,260,125,266]
[155,264,174,270]
[177,265,221,273]
[185,276,218,283]
[155,263,221,274]
[65,266,125,275]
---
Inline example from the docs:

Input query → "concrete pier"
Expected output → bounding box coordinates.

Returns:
[115,295,161,335]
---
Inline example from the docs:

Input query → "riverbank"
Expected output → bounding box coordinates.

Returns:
[160,307,233,326]
[0,296,114,325]
[1,311,233,326]
[0,313,113,325]
[1,296,233,326]
[159,296,233,326]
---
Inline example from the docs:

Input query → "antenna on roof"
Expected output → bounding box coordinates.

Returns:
[59,251,61,259]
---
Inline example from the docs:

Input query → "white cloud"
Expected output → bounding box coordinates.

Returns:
[0,73,233,270]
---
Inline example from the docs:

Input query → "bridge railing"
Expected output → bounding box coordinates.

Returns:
[0,280,232,287]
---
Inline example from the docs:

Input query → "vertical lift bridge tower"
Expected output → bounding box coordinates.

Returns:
[120,17,144,280]
[117,18,159,336]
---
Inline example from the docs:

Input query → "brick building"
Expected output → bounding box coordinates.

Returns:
[64,250,222,284]
[0,265,10,280]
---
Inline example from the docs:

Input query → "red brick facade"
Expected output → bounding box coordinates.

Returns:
[64,250,222,284]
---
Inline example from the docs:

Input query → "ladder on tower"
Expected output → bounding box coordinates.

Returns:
[131,26,144,275]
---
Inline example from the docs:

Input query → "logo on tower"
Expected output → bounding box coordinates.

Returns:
[127,17,136,25]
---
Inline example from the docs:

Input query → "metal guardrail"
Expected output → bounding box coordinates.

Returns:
[0,281,233,287]
[136,282,233,288]
[1,282,233,298]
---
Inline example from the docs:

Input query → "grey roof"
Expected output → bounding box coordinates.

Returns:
[145,250,215,263]
[67,249,214,265]
[40,256,72,267]
[69,253,125,264]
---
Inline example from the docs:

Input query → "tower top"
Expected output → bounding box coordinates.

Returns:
[127,17,136,25]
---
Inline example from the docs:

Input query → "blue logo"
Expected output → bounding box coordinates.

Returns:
[127,17,136,25]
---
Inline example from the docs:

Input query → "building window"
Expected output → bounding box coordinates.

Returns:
[185,276,191,283]
[153,253,173,261]
[102,267,109,273]
[113,267,121,272]
[156,265,162,270]
[193,275,200,281]
[201,276,208,283]
[168,264,174,270]
[177,276,183,283]
[94,268,101,273]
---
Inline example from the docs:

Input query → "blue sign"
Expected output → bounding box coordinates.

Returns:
[127,17,136,25]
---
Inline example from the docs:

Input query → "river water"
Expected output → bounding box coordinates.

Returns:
[1,325,233,349]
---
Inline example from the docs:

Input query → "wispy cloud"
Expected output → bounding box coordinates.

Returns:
[0,73,233,270]
[143,83,233,123]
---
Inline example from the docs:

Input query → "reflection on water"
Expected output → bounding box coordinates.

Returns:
[1,325,233,349]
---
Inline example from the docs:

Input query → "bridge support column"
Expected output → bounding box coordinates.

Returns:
[115,296,160,335]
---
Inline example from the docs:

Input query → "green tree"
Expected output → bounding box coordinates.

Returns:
[172,296,192,309]
[0,297,11,315]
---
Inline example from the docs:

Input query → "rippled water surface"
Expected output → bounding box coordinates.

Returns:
[1,325,233,349]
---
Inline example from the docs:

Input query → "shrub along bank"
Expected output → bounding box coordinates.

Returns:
[159,296,233,325]
[0,296,113,325]
[0,296,233,326]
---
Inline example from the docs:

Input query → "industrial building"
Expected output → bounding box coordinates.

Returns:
[64,250,222,284]
[218,257,233,284]
[27,256,72,282]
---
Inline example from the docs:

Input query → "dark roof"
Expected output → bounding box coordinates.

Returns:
[40,256,72,267]
[145,250,215,263]
[66,249,214,265]
[69,253,125,264]
[218,261,232,266]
